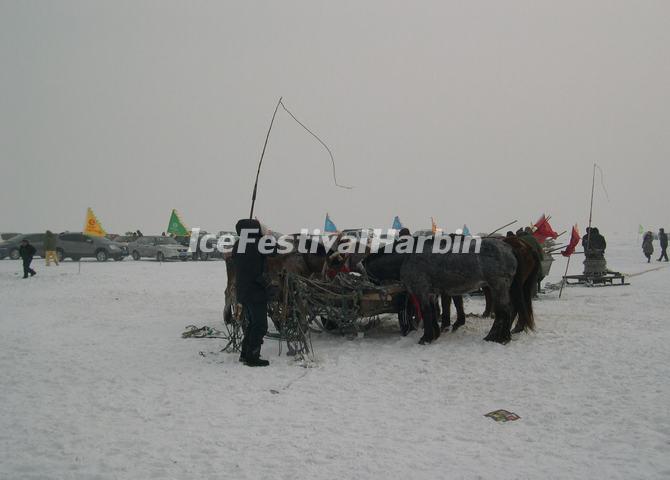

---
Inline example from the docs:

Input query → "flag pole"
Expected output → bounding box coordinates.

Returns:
[586,163,596,251]
[558,255,571,299]
[249,96,283,219]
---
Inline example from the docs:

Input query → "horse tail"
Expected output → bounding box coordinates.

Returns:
[523,258,541,331]
[509,267,526,328]
[508,242,530,332]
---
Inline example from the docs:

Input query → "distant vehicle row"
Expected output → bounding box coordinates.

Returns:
[1,228,406,262]
[0,232,225,262]
[0,233,128,261]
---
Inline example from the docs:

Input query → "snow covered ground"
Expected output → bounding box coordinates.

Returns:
[1,234,669,479]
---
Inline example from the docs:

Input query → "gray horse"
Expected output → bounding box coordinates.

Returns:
[400,238,518,344]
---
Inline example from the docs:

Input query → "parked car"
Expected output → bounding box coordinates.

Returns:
[174,231,223,260]
[113,235,137,244]
[111,235,135,251]
[128,236,189,261]
[57,232,128,261]
[0,233,47,260]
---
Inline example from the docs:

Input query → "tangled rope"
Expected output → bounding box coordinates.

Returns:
[277,272,402,337]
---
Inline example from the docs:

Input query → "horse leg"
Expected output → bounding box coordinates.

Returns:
[224,285,236,324]
[398,293,413,336]
[224,303,233,324]
[419,295,439,345]
[510,309,522,334]
[482,287,493,318]
[512,263,539,334]
[440,292,452,331]
[510,275,527,334]
[432,297,441,340]
[484,282,513,344]
[451,295,466,331]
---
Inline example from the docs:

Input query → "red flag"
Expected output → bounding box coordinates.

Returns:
[561,224,581,257]
[533,214,558,243]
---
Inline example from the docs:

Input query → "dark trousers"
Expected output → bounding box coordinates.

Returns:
[241,301,268,359]
[659,247,669,261]
[22,257,36,277]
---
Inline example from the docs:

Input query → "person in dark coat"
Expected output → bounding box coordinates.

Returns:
[19,239,37,278]
[642,231,654,263]
[582,227,607,257]
[590,228,606,251]
[582,227,607,253]
[657,228,668,262]
[233,218,272,367]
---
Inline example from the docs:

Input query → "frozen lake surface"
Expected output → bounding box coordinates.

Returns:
[1,234,669,479]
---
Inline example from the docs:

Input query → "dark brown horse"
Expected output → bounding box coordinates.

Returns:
[223,238,328,324]
[502,236,540,333]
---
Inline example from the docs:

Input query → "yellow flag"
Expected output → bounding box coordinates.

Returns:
[431,217,437,235]
[84,207,106,237]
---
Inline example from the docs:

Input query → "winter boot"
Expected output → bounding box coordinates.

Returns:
[244,357,269,367]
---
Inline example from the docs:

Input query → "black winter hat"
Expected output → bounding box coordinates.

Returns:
[235,218,262,237]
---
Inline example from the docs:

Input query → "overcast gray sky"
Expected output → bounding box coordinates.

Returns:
[1,1,668,236]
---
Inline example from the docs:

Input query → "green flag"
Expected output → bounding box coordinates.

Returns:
[638,224,644,235]
[167,209,189,236]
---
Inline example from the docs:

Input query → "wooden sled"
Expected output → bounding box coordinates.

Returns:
[563,271,629,286]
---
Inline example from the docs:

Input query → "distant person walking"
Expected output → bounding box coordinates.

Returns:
[658,228,668,262]
[44,230,59,266]
[19,239,37,278]
[642,231,654,263]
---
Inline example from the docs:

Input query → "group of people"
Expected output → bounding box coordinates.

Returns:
[642,228,669,263]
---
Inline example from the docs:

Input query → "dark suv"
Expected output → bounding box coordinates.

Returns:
[57,232,128,261]
[0,233,47,260]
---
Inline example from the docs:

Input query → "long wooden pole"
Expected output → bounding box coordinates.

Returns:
[487,220,517,237]
[586,163,596,251]
[249,96,283,219]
